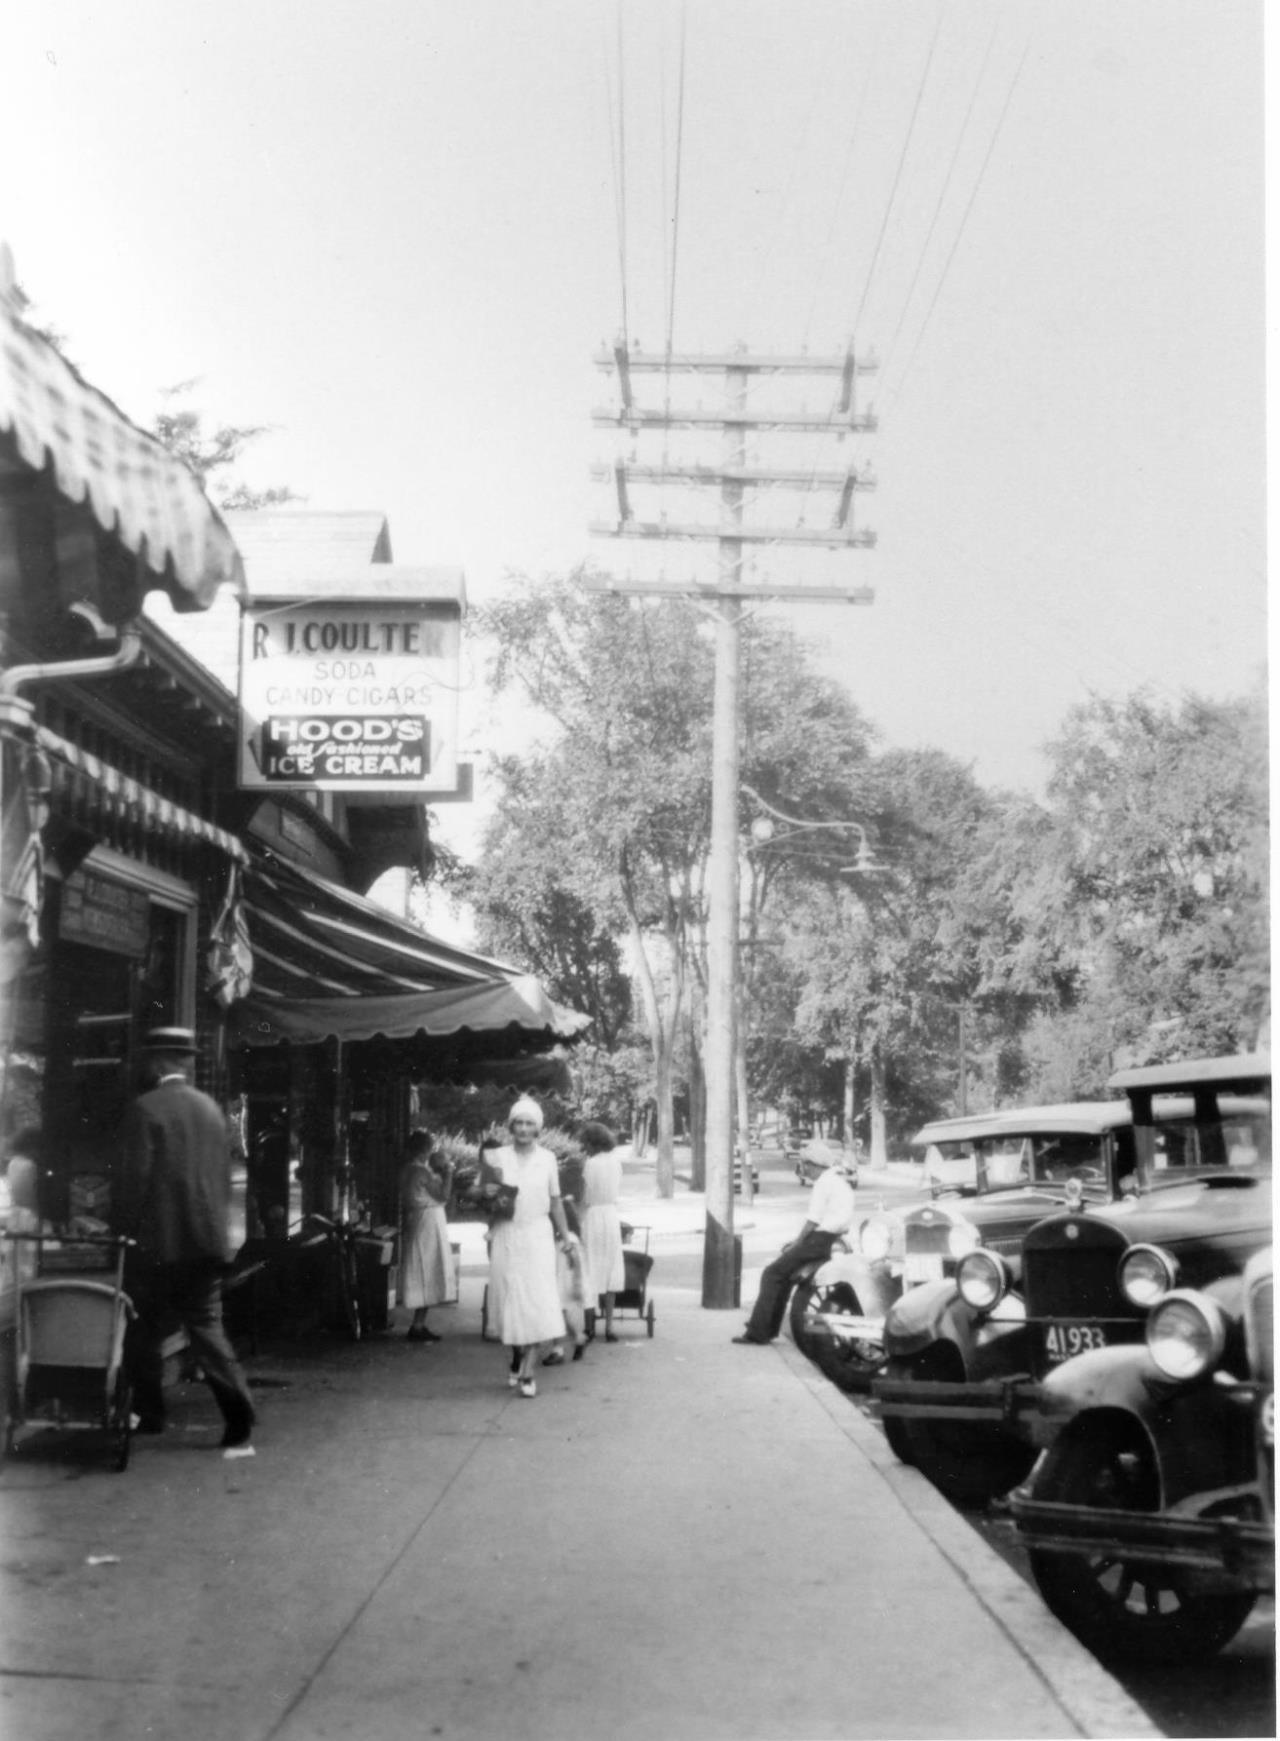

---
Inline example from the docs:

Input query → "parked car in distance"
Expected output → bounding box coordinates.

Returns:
[792,1102,1134,1398]
[1008,1245,1274,1665]
[874,1052,1272,1507]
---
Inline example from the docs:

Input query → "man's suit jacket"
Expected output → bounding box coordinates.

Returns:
[115,1077,233,1266]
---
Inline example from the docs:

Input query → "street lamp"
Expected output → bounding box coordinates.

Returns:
[742,784,882,875]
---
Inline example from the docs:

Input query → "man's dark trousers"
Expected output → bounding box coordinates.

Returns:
[126,1258,255,1435]
[743,1229,841,1341]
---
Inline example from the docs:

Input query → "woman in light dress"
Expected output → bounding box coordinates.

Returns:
[486,1098,571,1397]
[578,1121,626,1342]
[398,1128,456,1342]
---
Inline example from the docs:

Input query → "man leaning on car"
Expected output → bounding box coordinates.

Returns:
[733,1153,858,1345]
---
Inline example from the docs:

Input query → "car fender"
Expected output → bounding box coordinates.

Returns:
[884,1277,1029,1379]
[882,1279,957,1356]
[810,1251,899,1318]
[1037,1344,1260,1505]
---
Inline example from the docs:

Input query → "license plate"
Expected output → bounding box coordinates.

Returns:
[1042,1320,1112,1365]
[904,1253,945,1285]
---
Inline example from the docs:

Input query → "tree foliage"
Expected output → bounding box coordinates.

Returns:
[470,567,1268,1165]
[153,381,300,509]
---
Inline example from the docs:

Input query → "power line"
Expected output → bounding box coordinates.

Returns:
[878,15,1002,384]
[600,1,631,350]
[849,3,945,345]
[664,0,688,367]
[881,33,1031,420]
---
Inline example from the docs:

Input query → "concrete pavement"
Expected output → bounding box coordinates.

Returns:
[0,1176,1158,1741]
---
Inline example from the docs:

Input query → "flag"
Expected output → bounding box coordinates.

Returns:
[207,863,253,1007]
[1,742,49,986]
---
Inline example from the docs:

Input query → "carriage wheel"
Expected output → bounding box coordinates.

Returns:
[645,1301,655,1338]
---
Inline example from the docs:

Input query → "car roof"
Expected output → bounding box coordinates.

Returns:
[1107,1052,1271,1095]
[912,1101,1133,1145]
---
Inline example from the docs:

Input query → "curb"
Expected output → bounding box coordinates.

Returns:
[777,1339,1161,1740]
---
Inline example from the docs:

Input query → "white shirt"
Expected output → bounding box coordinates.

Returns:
[808,1168,856,1234]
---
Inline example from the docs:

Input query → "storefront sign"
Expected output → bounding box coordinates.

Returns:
[59,869,151,957]
[237,600,461,793]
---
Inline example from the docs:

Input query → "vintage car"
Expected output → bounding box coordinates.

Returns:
[1008,1245,1273,1665]
[873,1052,1272,1507]
[789,1101,1135,1394]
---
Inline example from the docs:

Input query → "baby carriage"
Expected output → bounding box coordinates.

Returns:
[3,1233,135,1471]
[606,1223,656,1338]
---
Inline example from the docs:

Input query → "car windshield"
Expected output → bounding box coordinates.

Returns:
[925,1133,1112,1199]
[1141,1097,1271,1182]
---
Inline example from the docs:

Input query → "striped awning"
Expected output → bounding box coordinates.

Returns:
[0,299,244,613]
[36,725,248,863]
[241,854,518,1002]
[233,974,593,1049]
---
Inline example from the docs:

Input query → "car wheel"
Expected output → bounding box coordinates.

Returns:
[879,1361,915,1464]
[886,1348,1035,1507]
[1027,1419,1257,1665]
[790,1279,883,1392]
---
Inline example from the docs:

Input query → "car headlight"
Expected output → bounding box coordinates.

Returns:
[1147,1290,1228,1381]
[946,1220,981,1259]
[1119,1243,1180,1309]
[859,1216,893,1262]
[957,1249,1011,1312]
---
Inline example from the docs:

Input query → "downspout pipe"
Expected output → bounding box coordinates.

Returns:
[0,613,143,731]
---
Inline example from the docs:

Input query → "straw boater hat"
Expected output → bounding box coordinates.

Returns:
[142,1026,198,1053]
[507,1096,544,1131]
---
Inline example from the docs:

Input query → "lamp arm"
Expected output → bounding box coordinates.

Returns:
[741,782,870,845]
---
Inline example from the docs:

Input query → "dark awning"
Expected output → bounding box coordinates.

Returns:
[37,725,248,864]
[0,298,244,613]
[241,853,519,1002]
[232,974,592,1049]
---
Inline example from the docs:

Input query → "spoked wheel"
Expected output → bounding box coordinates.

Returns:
[790,1279,884,1393]
[645,1301,655,1338]
[788,1277,830,1361]
[1028,1420,1257,1664]
[882,1351,1035,1507]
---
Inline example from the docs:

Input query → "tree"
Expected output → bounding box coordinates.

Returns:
[473,572,715,1194]
[1031,687,1269,1079]
[464,752,632,1049]
[473,570,881,1193]
[152,381,299,509]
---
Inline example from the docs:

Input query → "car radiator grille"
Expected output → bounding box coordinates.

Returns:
[903,1222,954,1257]
[1023,1245,1121,1318]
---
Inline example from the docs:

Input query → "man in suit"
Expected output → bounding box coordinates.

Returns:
[115,1027,256,1456]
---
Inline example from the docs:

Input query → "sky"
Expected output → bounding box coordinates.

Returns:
[0,1,1267,870]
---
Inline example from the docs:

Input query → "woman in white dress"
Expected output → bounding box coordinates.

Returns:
[398,1129,456,1342]
[578,1122,626,1341]
[486,1098,571,1397]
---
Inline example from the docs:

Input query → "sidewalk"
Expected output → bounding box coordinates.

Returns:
[0,1222,1157,1741]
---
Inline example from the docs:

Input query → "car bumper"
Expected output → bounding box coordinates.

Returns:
[1009,1494,1275,1591]
[873,1374,1047,1434]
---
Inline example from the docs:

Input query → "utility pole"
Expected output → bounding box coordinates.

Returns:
[590,344,877,1307]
